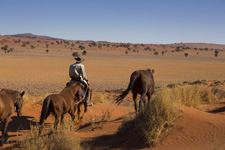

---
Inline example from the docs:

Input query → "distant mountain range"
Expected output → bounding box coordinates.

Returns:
[4,33,64,41]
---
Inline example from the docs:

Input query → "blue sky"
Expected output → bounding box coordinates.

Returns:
[0,0,224,44]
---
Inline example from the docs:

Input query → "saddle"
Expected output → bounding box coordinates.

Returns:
[66,80,87,98]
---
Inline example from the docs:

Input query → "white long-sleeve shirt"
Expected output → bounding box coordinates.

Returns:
[69,62,87,80]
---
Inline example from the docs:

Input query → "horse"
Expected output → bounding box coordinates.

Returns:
[66,80,93,120]
[39,82,91,135]
[115,69,155,112]
[0,89,25,147]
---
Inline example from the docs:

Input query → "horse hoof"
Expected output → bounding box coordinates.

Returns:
[4,140,8,144]
[87,102,93,107]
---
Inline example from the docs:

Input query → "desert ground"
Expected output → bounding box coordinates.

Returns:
[1,35,225,149]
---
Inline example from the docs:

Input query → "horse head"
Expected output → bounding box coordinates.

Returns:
[15,91,25,117]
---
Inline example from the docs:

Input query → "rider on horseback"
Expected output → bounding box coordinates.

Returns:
[69,56,87,85]
[69,56,93,106]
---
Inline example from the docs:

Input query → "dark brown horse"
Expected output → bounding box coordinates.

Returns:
[0,89,25,147]
[39,82,91,135]
[115,69,155,112]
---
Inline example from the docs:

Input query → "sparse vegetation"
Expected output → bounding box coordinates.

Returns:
[154,52,158,56]
[93,93,104,103]
[82,50,87,55]
[215,50,219,57]
[72,52,79,57]
[79,45,85,50]
[16,124,87,150]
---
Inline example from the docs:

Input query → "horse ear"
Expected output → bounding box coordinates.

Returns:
[21,91,25,97]
[152,69,155,74]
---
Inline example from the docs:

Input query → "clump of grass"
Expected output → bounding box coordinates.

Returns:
[16,124,87,150]
[90,109,112,130]
[117,86,182,146]
[23,93,34,103]
[92,93,104,103]
[212,85,225,100]
[17,125,44,150]
[180,85,217,108]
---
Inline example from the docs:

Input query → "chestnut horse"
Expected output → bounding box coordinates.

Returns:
[0,89,25,147]
[39,83,91,135]
[115,69,155,112]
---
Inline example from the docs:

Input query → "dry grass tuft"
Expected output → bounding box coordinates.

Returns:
[23,93,34,103]
[92,93,104,103]
[90,109,112,130]
[117,86,182,146]
[212,85,225,100]
[180,85,217,108]
[15,124,88,150]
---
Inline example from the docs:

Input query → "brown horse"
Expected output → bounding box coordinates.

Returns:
[115,69,155,112]
[39,82,90,135]
[0,89,25,147]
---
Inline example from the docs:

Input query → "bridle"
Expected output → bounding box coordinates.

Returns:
[15,97,23,112]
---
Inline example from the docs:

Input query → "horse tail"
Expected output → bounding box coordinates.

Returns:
[39,95,51,125]
[115,71,139,105]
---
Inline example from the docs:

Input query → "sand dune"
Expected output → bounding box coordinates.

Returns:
[156,105,225,150]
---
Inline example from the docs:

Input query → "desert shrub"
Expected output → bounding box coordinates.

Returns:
[215,50,219,57]
[92,93,104,103]
[72,52,79,57]
[117,86,182,146]
[180,85,216,107]
[23,93,34,103]
[31,45,35,49]
[16,124,87,150]
[46,49,49,53]
[212,86,225,100]
[184,53,188,57]
[79,45,85,50]
[82,50,87,55]
[154,52,158,56]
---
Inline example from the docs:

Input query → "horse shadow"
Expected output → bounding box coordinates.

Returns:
[0,115,38,145]
[78,113,148,149]
[208,106,225,113]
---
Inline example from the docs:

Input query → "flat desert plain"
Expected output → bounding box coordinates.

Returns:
[1,36,225,149]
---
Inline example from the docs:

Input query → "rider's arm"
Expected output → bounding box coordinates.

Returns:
[80,64,87,80]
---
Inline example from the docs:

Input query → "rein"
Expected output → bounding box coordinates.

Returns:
[75,86,89,105]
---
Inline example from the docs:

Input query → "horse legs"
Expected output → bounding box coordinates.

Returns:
[61,114,65,124]
[39,111,50,135]
[77,102,87,120]
[77,103,81,120]
[147,94,151,104]
[132,92,138,112]
[54,114,60,130]
[1,118,10,147]
[80,102,88,120]
[139,92,147,112]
